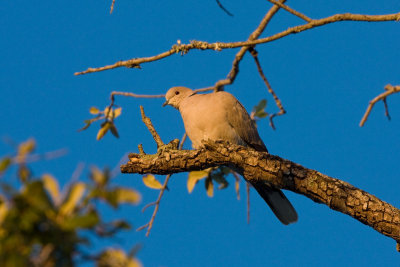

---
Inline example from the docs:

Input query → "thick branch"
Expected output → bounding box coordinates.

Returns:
[121,140,400,246]
[75,12,400,75]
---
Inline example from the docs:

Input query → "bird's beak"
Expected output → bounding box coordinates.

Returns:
[162,100,169,107]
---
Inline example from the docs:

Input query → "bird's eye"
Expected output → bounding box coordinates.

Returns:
[175,91,180,95]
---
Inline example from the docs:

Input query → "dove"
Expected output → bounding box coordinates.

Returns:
[163,86,297,225]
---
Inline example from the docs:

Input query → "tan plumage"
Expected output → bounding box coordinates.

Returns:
[164,86,298,225]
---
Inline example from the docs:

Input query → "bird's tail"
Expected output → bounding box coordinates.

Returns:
[251,182,298,225]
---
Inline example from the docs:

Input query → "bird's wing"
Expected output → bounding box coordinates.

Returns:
[220,92,268,152]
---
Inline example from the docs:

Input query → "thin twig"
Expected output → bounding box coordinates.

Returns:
[102,91,165,133]
[140,106,164,148]
[110,0,116,14]
[144,174,171,236]
[138,132,187,236]
[138,144,145,155]
[383,97,391,121]
[246,182,250,224]
[111,152,129,178]
[249,48,286,129]
[215,0,234,17]
[179,133,187,150]
[266,0,312,22]
[359,84,400,126]
[194,87,215,93]
[71,162,85,182]
[75,12,400,76]
[14,148,68,164]
[213,0,286,91]
[111,91,165,99]
[141,201,157,213]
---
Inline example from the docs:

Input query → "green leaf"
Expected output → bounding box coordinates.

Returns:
[142,175,163,190]
[42,174,59,204]
[60,182,86,216]
[90,166,109,187]
[89,106,100,115]
[254,110,268,118]
[98,249,142,267]
[96,220,132,237]
[0,157,12,173]
[211,173,229,190]
[18,165,31,182]
[61,210,99,230]
[253,99,267,113]
[78,117,104,132]
[187,169,210,193]
[22,180,52,210]
[78,120,92,132]
[110,123,120,138]
[97,122,111,140]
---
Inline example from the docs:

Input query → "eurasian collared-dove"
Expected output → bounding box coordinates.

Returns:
[163,86,298,225]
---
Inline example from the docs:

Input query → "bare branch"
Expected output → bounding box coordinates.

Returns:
[246,181,250,224]
[359,84,400,126]
[75,12,400,76]
[213,0,286,91]
[111,91,165,99]
[140,106,164,148]
[249,48,286,129]
[266,0,312,22]
[142,174,172,236]
[122,140,400,247]
[110,0,116,14]
[138,132,187,236]
[14,148,68,164]
[215,0,234,17]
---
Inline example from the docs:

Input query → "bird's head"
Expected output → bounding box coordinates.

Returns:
[163,86,194,109]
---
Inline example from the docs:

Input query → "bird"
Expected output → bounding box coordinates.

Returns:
[163,86,298,225]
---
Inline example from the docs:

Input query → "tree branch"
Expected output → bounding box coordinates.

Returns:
[266,0,312,22]
[212,0,286,91]
[249,48,285,129]
[121,140,400,249]
[75,12,400,76]
[359,84,400,127]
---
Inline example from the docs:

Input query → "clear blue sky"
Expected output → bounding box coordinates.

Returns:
[1,0,400,266]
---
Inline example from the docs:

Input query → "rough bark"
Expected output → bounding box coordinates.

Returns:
[121,140,400,248]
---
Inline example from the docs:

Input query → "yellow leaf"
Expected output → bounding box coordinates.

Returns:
[42,174,60,204]
[235,179,240,200]
[90,166,107,186]
[18,138,36,156]
[60,182,85,216]
[97,122,111,140]
[142,175,163,190]
[205,177,214,198]
[187,170,209,193]
[0,197,8,225]
[89,106,100,115]
[114,187,141,204]
[113,107,122,118]
[98,249,142,267]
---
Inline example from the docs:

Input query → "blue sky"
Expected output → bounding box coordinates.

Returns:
[1,0,400,266]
